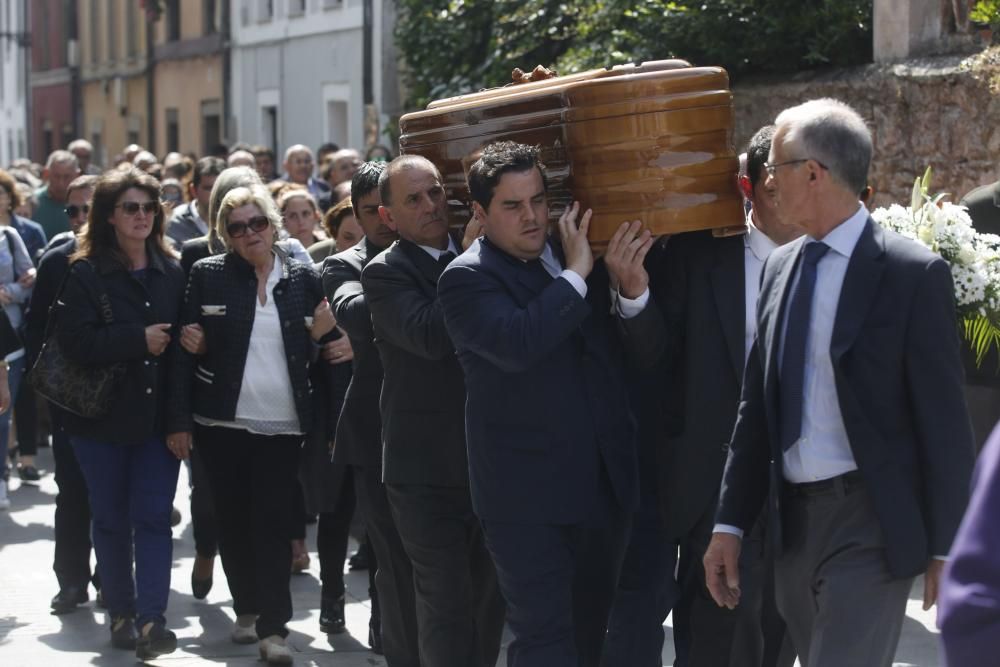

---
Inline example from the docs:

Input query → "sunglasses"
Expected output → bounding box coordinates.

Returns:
[65,204,91,218]
[226,216,271,239]
[115,201,160,216]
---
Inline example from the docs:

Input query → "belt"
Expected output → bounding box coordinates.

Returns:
[782,470,864,499]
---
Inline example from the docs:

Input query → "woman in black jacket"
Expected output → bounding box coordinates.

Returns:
[55,167,185,659]
[167,183,334,665]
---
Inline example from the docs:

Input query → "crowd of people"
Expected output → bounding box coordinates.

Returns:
[0,96,997,667]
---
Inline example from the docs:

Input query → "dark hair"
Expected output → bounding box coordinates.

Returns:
[377,154,440,207]
[229,142,252,155]
[322,198,355,238]
[350,161,385,215]
[250,144,274,159]
[73,167,176,265]
[467,141,546,210]
[0,168,22,209]
[67,174,99,198]
[317,142,340,156]
[746,125,776,190]
[207,143,229,159]
[193,156,226,188]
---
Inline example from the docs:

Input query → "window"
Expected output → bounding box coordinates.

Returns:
[89,0,99,64]
[202,100,222,155]
[288,0,306,17]
[42,124,54,158]
[262,106,278,154]
[166,108,179,152]
[257,0,274,23]
[106,0,117,62]
[166,0,181,42]
[125,0,136,57]
[326,100,348,149]
[203,0,218,35]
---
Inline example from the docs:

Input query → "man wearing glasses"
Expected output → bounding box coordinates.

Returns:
[703,98,975,666]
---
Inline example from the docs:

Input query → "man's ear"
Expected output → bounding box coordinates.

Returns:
[738,174,753,203]
[378,205,398,231]
[471,201,487,222]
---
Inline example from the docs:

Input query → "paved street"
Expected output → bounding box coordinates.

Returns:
[1,446,942,666]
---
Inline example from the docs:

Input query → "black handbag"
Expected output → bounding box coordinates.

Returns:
[29,261,126,419]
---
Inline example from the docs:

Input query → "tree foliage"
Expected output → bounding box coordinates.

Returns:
[395,0,873,110]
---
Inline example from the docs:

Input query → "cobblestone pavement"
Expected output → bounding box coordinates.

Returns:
[0,446,941,666]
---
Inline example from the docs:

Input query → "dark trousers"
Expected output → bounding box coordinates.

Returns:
[318,469,356,598]
[674,505,786,667]
[355,467,420,667]
[189,443,217,559]
[196,423,301,639]
[14,383,38,457]
[481,479,630,667]
[71,435,180,628]
[776,482,912,667]
[51,413,96,591]
[602,483,679,667]
[387,483,505,667]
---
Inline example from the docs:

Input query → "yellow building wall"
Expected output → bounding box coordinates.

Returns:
[154,56,223,156]
[82,75,150,164]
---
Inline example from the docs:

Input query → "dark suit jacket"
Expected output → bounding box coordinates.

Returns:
[361,237,468,487]
[438,237,662,524]
[716,218,975,579]
[960,181,1000,386]
[166,203,208,252]
[322,238,385,470]
[653,231,747,539]
[939,422,1000,666]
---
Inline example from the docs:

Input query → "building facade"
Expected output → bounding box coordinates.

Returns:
[151,0,228,156]
[0,0,30,165]
[230,0,401,160]
[28,0,77,162]
[78,0,150,168]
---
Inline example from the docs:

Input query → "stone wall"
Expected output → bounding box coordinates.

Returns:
[731,49,1000,208]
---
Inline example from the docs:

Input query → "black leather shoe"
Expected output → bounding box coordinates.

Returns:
[110,616,137,650]
[17,465,41,482]
[348,542,369,571]
[369,623,383,655]
[50,587,88,614]
[319,595,346,634]
[192,572,213,600]
[136,622,177,660]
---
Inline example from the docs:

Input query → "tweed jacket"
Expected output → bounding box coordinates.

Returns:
[166,247,325,434]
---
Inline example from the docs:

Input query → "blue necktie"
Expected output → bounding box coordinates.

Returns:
[779,241,829,452]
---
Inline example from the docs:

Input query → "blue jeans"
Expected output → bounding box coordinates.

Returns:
[0,355,26,476]
[71,435,180,628]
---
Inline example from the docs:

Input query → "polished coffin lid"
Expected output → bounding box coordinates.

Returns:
[398,60,744,247]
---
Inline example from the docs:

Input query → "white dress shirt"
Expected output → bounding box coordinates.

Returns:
[744,218,779,363]
[779,205,868,484]
[715,204,867,540]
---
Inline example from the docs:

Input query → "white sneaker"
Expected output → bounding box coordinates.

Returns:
[230,615,258,644]
[258,634,292,664]
[0,479,10,510]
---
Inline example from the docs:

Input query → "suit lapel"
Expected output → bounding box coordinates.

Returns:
[710,236,746,382]
[762,237,804,427]
[399,238,445,285]
[830,218,885,361]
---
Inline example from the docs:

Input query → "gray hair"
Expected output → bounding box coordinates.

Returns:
[216,184,285,249]
[283,143,313,163]
[67,138,93,154]
[45,150,79,171]
[774,98,871,195]
[206,166,263,251]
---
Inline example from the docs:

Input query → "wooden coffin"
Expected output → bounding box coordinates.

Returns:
[398,60,744,248]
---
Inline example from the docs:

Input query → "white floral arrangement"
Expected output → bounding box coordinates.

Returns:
[871,168,1000,366]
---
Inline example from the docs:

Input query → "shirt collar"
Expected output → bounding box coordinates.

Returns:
[417,238,459,260]
[810,204,868,259]
[744,210,779,263]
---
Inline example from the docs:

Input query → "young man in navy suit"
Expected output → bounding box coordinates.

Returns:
[438,141,663,667]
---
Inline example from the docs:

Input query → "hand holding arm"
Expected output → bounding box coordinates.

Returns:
[180,323,206,355]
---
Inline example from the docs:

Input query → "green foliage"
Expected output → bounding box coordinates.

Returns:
[964,315,1000,369]
[971,0,1000,29]
[395,0,873,110]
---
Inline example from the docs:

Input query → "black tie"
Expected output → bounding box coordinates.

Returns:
[438,251,456,270]
[779,241,829,452]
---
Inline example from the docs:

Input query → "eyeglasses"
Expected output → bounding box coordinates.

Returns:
[65,204,91,218]
[763,158,828,178]
[226,216,271,239]
[115,201,160,216]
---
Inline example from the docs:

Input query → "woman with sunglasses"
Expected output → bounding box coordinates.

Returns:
[54,167,185,659]
[166,184,335,664]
